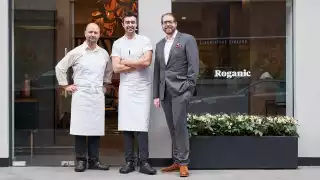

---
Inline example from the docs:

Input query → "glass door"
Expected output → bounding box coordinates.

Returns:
[12,0,76,166]
[12,0,137,166]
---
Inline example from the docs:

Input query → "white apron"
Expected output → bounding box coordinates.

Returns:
[70,86,105,136]
[118,76,151,132]
[116,35,152,132]
[69,50,107,136]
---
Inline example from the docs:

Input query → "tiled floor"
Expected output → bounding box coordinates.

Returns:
[0,166,319,180]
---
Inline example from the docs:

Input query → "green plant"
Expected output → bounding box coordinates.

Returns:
[187,113,299,137]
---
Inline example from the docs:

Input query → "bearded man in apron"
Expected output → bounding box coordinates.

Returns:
[55,23,113,172]
[111,11,156,175]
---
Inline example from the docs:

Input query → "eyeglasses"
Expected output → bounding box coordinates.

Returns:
[162,20,175,25]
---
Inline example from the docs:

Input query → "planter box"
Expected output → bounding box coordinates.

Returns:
[189,136,298,169]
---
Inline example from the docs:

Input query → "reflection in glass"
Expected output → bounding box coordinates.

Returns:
[172,0,290,116]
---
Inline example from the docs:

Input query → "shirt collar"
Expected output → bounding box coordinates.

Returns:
[166,30,178,41]
[124,33,137,40]
[82,41,101,52]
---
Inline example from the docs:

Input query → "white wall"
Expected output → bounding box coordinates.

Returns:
[286,1,294,117]
[0,0,10,159]
[138,0,172,158]
[295,0,320,157]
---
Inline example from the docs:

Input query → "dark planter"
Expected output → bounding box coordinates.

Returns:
[189,136,298,169]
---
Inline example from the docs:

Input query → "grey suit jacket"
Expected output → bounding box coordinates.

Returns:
[153,32,199,100]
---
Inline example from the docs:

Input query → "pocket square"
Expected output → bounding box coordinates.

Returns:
[176,43,182,48]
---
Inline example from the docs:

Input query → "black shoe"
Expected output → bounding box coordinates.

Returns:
[139,161,157,175]
[88,161,110,170]
[74,160,86,172]
[119,161,135,174]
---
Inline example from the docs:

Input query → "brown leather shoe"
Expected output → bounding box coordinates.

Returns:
[160,163,180,172]
[179,165,189,177]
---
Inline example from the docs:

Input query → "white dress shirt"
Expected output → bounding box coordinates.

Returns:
[164,30,178,65]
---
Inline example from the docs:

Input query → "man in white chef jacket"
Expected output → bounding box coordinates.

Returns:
[111,11,156,175]
[55,23,113,172]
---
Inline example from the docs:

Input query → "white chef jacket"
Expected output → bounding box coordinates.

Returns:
[55,42,113,136]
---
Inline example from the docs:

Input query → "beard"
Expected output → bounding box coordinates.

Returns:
[87,36,98,44]
[164,26,175,35]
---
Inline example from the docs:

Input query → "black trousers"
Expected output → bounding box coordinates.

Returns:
[123,131,149,163]
[74,135,100,162]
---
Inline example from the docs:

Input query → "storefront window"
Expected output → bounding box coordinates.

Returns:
[13,0,138,166]
[172,0,291,116]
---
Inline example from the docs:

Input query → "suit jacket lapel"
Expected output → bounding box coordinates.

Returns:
[159,39,166,67]
[166,32,181,66]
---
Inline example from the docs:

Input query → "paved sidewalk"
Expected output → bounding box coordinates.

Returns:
[0,166,319,180]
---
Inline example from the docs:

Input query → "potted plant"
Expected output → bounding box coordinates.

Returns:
[187,113,299,169]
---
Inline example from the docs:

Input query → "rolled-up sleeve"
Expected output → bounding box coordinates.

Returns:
[104,54,113,84]
[55,53,75,86]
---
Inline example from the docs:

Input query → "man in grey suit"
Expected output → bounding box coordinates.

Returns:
[153,13,199,177]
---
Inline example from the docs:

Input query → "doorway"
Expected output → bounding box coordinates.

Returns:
[12,0,138,166]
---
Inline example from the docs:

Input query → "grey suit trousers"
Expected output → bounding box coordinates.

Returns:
[161,88,192,165]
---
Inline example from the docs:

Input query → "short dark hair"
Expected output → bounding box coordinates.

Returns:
[161,12,176,24]
[122,11,138,21]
